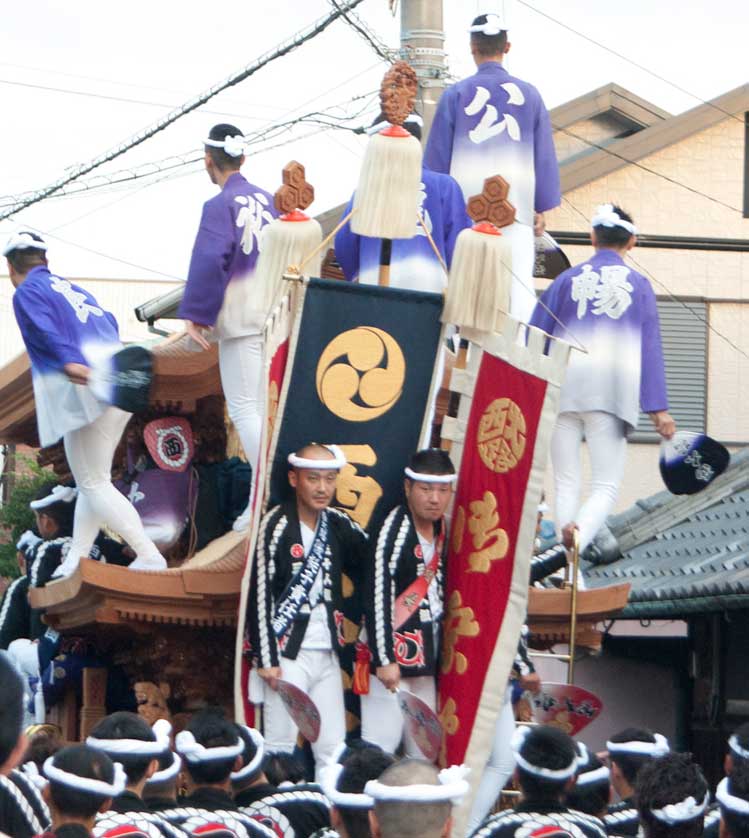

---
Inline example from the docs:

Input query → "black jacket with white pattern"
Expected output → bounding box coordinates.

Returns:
[471,802,607,838]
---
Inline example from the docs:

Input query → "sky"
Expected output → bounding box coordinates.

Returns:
[0,0,747,286]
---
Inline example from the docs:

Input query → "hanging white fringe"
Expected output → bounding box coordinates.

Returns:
[351,125,422,240]
[442,224,512,332]
[253,213,322,317]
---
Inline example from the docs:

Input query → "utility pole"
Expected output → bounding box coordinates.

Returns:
[400,0,448,145]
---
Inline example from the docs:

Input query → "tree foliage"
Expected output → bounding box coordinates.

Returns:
[0,458,53,579]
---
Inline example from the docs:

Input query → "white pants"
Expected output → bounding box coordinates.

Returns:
[507,223,537,325]
[360,675,436,758]
[262,649,345,782]
[467,685,516,833]
[219,335,264,475]
[551,411,628,552]
[64,406,162,562]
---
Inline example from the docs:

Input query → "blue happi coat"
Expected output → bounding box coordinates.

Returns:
[424,61,560,226]
[334,167,470,293]
[12,266,122,446]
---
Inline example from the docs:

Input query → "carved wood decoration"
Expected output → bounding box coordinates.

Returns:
[274,161,315,215]
[466,175,516,229]
[380,61,418,126]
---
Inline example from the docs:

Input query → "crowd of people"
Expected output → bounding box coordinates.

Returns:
[2,648,749,838]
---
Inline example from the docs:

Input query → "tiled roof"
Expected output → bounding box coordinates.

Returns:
[584,448,749,617]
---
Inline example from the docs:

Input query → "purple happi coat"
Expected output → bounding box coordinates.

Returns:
[530,249,669,429]
[178,171,277,338]
[424,61,560,226]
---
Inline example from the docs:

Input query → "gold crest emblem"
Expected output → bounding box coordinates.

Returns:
[477,397,527,473]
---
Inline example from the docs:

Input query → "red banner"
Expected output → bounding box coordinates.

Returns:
[439,351,548,765]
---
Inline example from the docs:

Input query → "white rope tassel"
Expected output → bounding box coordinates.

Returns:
[175,730,244,763]
[606,733,669,757]
[650,792,709,825]
[43,756,127,797]
[404,468,456,484]
[351,128,423,240]
[365,765,470,804]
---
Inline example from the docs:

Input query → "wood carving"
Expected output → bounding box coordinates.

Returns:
[380,61,418,126]
[467,175,516,229]
[274,161,315,215]
[135,681,172,725]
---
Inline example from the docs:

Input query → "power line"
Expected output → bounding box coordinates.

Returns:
[0,0,366,223]
[517,0,745,126]
[328,0,397,62]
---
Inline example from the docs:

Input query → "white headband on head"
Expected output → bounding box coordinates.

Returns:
[230,726,265,781]
[404,468,456,484]
[575,765,610,787]
[591,204,637,236]
[87,718,171,757]
[3,232,48,257]
[30,485,77,511]
[175,730,244,763]
[321,763,375,810]
[364,765,470,805]
[21,761,48,791]
[511,726,578,780]
[717,778,749,815]
[606,733,669,757]
[729,735,749,760]
[469,13,506,35]
[366,114,424,136]
[650,792,709,825]
[204,134,246,158]
[288,445,347,470]
[43,756,127,797]
[16,530,42,553]
[146,751,182,786]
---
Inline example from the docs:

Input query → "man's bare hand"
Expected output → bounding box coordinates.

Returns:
[519,671,542,694]
[376,663,401,692]
[649,411,676,440]
[186,320,211,351]
[534,213,546,237]
[258,667,282,691]
[64,363,90,385]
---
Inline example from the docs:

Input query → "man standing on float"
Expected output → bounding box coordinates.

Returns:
[179,123,277,531]
[424,11,560,323]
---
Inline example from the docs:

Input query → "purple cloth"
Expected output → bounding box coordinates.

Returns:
[334,167,471,292]
[179,171,277,338]
[424,61,560,226]
[530,249,668,428]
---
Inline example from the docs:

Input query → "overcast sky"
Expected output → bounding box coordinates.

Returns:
[0,0,747,285]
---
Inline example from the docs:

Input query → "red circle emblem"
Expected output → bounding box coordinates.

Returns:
[291,543,304,559]
[414,544,423,559]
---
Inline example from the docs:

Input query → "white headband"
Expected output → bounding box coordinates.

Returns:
[87,719,171,757]
[230,726,265,781]
[366,114,424,136]
[204,134,246,158]
[30,485,77,510]
[175,730,244,764]
[364,765,470,805]
[404,468,457,484]
[146,751,182,786]
[511,727,578,780]
[43,756,127,797]
[469,13,506,35]
[575,765,611,787]
[288,445,347,470]
[3,232,48,257]
[21,761,49,791]
[650,792,709,825]
[321,763,375,810]
[606,734,669,757]
[591,204,637,236]
[16,530,42,552]
[729,736,749,760]
[717,778,749,815]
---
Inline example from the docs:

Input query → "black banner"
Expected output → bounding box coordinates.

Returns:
[269,279,443,533]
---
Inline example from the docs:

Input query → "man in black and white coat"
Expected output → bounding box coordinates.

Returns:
[361,449,456,757]
[247,444,368,780]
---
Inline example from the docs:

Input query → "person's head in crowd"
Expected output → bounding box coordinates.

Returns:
[726,723,749,776]
[607,727,670,802]
[366,759,468,838]
[23,723,64,770]
[175,708,244,793]
[404,449,456,530]
[42,744,125,835]
[87,712,169,796]
[636,753,708,838]
[4,231,49,287]
[142,746,182,807]
[262,751,308,787]
[204,123,245,185]
[718,760,749,838]
[469,13,510,66]
[591,204,637,254]
[511,725,579,804]
[287,444,346,519]
[30,484,77,540]
[565,743,611,819]
[229,725,266,793]
[320,743,395,838]
[0,651,27,776]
